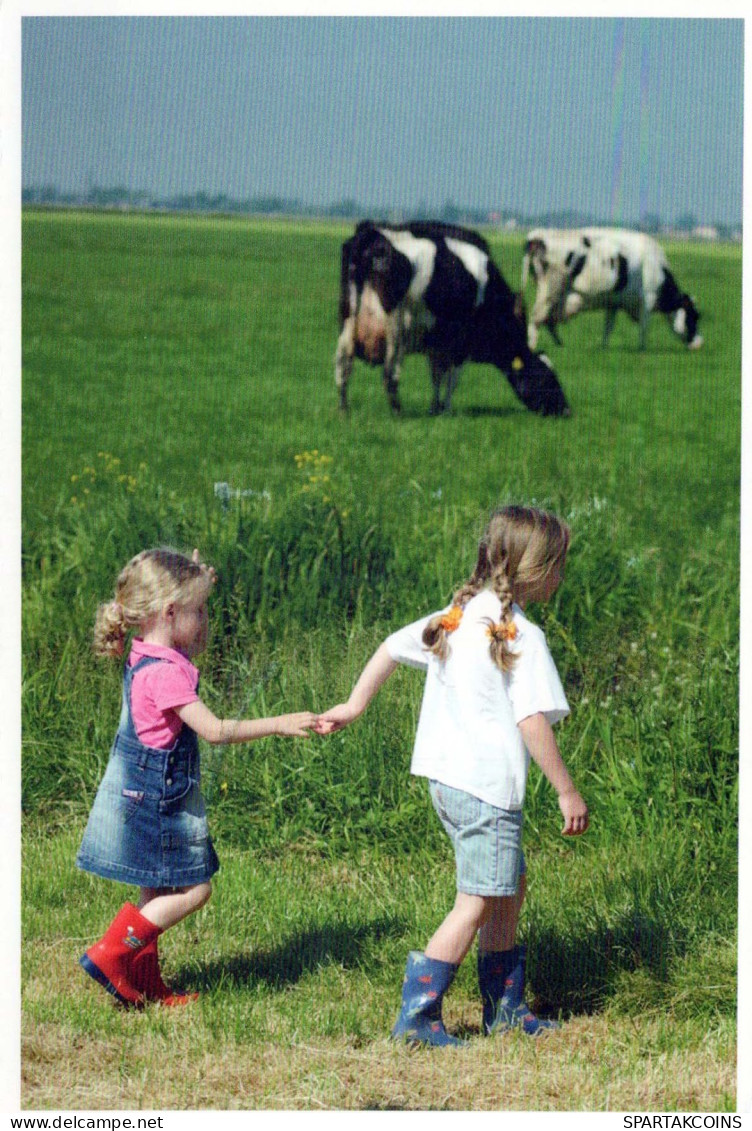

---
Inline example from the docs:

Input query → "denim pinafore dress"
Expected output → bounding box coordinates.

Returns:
[76,656,220,887]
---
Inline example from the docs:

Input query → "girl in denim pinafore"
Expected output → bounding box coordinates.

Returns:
[77,547,319,1009]
[77,654,218,889]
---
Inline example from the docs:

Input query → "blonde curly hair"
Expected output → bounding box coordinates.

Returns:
[422,506,570,672]
[93,548,214,658]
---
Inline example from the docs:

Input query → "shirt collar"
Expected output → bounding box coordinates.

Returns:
[129,637,200,682]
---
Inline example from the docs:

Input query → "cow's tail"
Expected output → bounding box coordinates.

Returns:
[521,246,532,293]
[521,237,547,293]
[339,238,355,326]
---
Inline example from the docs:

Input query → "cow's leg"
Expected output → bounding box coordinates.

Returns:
[545,318,564,346]
[427,353,461,414]
[637,304,649,350]
[382,325,403,413]
[428,353,445,414]
[529,313,563,349]
[382,366,401,412]
[441,365,462,413]
[427,352,445,416]
[602,306,618,347]
[334,320,355,411]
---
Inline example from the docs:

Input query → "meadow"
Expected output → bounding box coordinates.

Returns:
[21,210,740,1110]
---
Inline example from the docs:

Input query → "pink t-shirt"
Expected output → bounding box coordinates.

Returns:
[127,639,201,749]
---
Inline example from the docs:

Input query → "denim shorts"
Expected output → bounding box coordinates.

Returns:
[429,779,526,896]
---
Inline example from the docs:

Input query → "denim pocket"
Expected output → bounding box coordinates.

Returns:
[118,786,145,823]
[160,758,198,813]
[431,780,481,832]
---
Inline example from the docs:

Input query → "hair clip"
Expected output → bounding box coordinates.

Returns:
[439,606,463,633]
[486,619,518,642]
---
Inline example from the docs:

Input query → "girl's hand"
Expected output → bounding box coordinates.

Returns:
[274,712,320,738]
[313,645,398,735]
[558,790,589,836]
[313,704,359,735]
[191,548,217,585]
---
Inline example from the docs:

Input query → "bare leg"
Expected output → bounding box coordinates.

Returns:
[424,892,490,966]
[138,883,212,931]
[477,874,526,954]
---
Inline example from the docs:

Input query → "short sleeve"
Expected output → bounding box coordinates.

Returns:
[506,623,569,726]
[139,662,200,713]
[385,610,445,671]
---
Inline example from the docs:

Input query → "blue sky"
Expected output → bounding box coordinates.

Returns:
[21,15,744,226]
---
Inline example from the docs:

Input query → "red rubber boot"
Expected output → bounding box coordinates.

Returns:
[130,936,199,1007]
[79,903,160,1006]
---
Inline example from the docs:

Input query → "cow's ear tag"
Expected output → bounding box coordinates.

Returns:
[512,357,524,370]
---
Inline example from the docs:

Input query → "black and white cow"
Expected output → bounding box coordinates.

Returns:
[335,220,570,416]
[521,227,703,351]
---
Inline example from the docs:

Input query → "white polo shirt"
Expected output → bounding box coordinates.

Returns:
[385,588,569,810]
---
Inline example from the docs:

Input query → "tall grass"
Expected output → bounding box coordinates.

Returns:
[22,448,738,861]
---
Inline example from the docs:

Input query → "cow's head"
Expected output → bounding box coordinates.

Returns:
[504,350,570,416]
[471,277,570,414]
[675,294,703,349]
[487,326,570,415]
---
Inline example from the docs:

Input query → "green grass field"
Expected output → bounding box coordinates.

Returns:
[21,210,740,1110]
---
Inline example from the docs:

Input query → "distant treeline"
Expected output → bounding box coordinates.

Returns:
[21,184,742,240]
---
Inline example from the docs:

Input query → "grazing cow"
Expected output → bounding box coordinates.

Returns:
[335,220,570,416]
[521,227,703,351]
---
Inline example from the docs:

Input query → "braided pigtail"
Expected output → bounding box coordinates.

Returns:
[421,605,461,662]
[421,505,568,670]
[479,503,570,670]
[93,600,133,658]
[486,560,519,673]
[422,540,491,661]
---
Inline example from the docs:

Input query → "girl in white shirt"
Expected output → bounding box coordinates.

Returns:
[317,505,588,1046]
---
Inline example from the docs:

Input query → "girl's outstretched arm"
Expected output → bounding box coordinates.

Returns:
[315,643,398,734]
[176,700,318,743]
[517,711,589,836]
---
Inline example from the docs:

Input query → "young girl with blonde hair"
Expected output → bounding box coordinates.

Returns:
[77,547,318,1007]
[317,505,588,1045]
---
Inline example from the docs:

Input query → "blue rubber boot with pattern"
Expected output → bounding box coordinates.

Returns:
[478,945,559,1036]
[391,951,467,1048]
